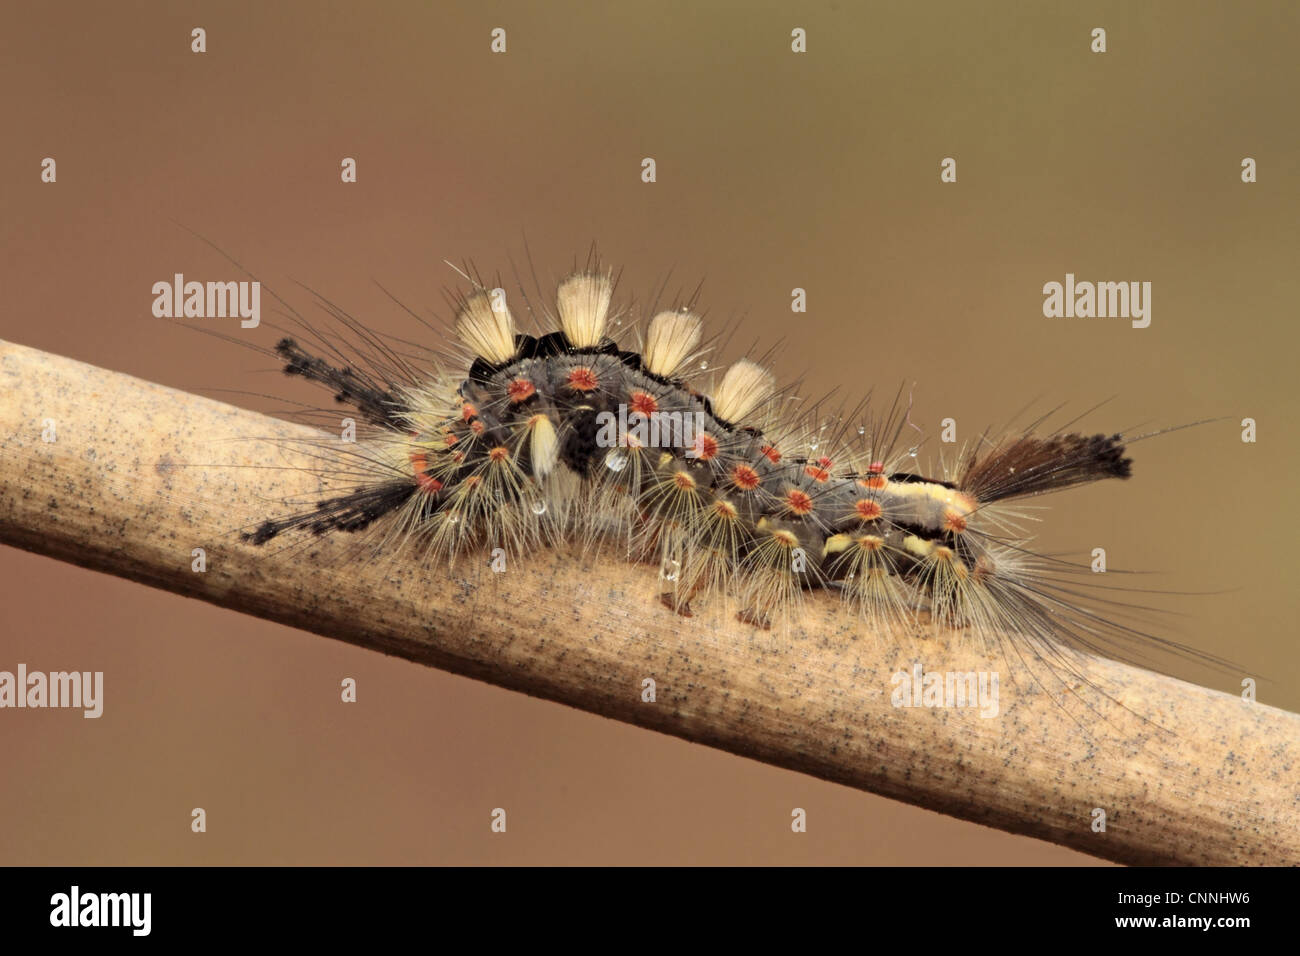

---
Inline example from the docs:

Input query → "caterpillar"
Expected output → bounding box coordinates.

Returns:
[237,259,1202,683]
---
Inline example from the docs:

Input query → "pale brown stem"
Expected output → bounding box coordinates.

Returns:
[1,338,1296,865]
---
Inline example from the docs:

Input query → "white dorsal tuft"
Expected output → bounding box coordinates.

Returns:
[643,309,703,379]
[455,289,517,364]
[556,271,613,349]
[710,359,776,424]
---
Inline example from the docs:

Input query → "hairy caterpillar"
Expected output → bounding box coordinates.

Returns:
[234,256,1213,689]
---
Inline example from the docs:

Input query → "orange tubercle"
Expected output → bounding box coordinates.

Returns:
[507,379,536,403]
[855,498,883,521]
[784,489,814,516]
[409,452,444,495]
[692,433,719,461]
[804,458,831,482]
[629,390,658,415]
[567,367,599,392]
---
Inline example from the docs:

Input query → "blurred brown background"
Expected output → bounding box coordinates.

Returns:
[1,1,1296,865]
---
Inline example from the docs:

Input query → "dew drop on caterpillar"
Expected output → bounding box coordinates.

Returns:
[197,249,1238,733]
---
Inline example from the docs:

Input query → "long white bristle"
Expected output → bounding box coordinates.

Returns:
[643,309,702,379]
[710,359,776,424]
[454,290,517,364]
[556,271,613,349]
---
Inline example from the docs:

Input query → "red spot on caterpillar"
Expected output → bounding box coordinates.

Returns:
[629,390,658,415]
[461,403,478,422]
[451,451,465,463]
[714,499,738,519]
[470,420,485,435]
[409,452,443,494]
[692,433,719,461]
[855,498,882,521]
[858,475,888,490]
[730,464,761,490]
[567,367,599,392]
[444,431,459,448]
[804,457,833,482]
[507,379,536,403]
[784,489,814,516]
[488,446,509,463]
[943,509,967,533]
[463,475,481,488]
[761,445,781,463]
[673,471,697,491]
[868,461,884,474]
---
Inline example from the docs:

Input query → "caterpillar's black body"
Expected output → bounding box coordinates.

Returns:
[245,268,1136,633]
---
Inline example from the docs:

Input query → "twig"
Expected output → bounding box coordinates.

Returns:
[1,338,1296,865]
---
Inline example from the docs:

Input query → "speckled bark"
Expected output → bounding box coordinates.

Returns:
[1,339,1296,865]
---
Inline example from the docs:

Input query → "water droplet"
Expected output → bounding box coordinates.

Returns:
[531,500,547,515]
[446,514,460,525]
[809,441,819,451]
[857,426,866,436]
[698,360,709,371]
[908,446,919,459]
[604,448,628,472]
[659,559,681,582]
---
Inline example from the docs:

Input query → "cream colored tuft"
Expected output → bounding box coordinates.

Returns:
[643,309,703,379]
[454,289,517,364]
[529,414,559,478]
[556,271,613,349]
[710,359,776,424]
[822,533,853,557]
